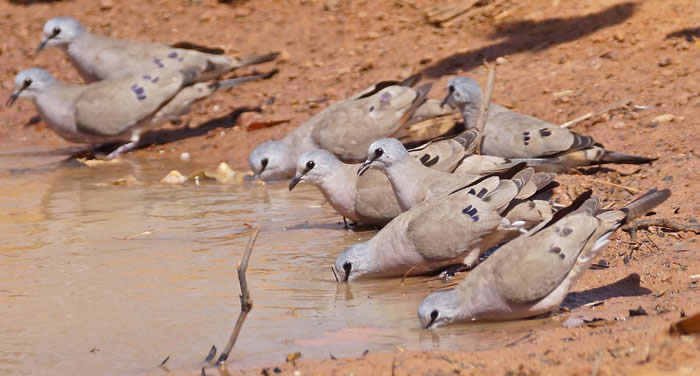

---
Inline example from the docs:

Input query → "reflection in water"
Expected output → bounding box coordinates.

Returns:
[0,148,545,375]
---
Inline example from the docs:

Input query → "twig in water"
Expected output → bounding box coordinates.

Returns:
[159,355,170,367]
[216,225,261,365]
[474,61,496,154]
[400,264,419,286]
[559,99,631,128]
[331,266,339,283]
[589,178,639,193]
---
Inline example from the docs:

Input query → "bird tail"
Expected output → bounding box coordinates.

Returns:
[209,69,278,91]
[599,151,656,165]
[231,52,280,68]
[619,187,671,223]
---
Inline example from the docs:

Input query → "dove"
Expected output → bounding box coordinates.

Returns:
[441,77,655,171]
[36,17,278,83]
[335,168,543,281]
[249,75,455,180]
[358,138,555,213]
[7,67,270,159]
[288,132,475,225]
[417,188,671,328]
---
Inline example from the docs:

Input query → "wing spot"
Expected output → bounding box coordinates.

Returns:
[549,246,562,254]
[539,128,552,137]
[419,154,440,167]
[462,205,479,222]
[561,227,573,237]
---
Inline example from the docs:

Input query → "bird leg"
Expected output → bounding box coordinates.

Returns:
[105,134,140,159]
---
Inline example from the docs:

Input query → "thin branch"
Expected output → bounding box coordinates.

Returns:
[217,225,261,365]
[589,178,639,193]
[475,62,496,154]
[559,99,631,128]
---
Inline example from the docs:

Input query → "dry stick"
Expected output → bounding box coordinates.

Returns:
[217,225,261,365]
[559,99,631,128]
[589,178,639,194]
[400,264,419,286]
[474,62,496,154]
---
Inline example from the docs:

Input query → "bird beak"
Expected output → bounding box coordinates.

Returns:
[288,175,303,191]
[425,316,437,329]
[439,92,452,108]
[6,89,22,107]
[36,37,50,53]
[357,159,374,176]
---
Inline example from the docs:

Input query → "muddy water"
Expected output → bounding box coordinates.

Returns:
[0,148,548,375]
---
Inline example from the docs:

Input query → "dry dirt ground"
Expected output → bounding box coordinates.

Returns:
[1,0,698,375]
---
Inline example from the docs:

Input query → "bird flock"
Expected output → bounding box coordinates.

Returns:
[10,17,671,329]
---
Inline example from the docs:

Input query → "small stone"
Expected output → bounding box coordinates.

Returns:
[366,31,380,40]
[612,121,626,129]
[496,56,508,65]
[99,0,113,10]
[650,114,674,124]
[613,32,625,42]
[658,57,672,67]
[419,55,433,64]
[662,175,672,181]
[180,152,190,161]
[161,170,187,185]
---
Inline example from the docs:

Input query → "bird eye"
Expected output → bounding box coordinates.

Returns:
[431,310,439,321]
[374,148,383,158]
[261,158,268,168]
[52,26,61,35]
[23,78,32,87]
[368,105,375,112]
[306,160,315,170]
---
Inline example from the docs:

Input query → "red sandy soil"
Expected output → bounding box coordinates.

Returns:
[1,0,698,375]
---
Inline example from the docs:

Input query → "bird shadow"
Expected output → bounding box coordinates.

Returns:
[420,2,638,77]
[8,0,64,4]
[561,273,651,310]
[666,26,699,42]
[136,105,261,149]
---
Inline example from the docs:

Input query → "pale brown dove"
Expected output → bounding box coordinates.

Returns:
[417,188,670,328]
[7,67,270,159]
[442,77,655,171]
[249,75,456,180]
[37,17,278,83]
[288,132,475,225]
[358,138,556,214]
[335,168,544,281]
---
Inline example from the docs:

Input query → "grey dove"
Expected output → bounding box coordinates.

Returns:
[7,68,269,159]
[335,168,542,281]
[249,75,455,180]
[442,77,655,171]
[288,132,474,225]
[417,188,670,328]
[358,138,555,216]
[37,17,278,83]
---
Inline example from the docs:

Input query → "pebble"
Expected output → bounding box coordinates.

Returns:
[179,152,190,161]
[161,170,187,184]
[496,56,508,65]
[658,57,672,67]
[650,114,674,124]
[100,0,114,10]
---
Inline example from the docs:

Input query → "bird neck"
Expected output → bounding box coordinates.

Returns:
[384,157,426,211]
[317,165,358,220]
[460,101,481,130]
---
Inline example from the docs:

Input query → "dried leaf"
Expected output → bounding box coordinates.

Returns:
[246,118,291,132]
[77,158,120,167]
[669,312,700,336]
[112,175,141,186]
